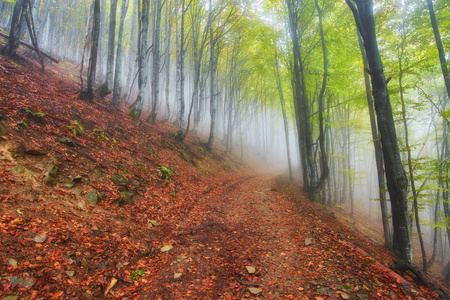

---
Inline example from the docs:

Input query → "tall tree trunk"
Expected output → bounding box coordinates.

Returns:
[286,0,316,194]
[2,0,30,57]
[398,39,428,272]
[84,0,101,101]
[103,0,118,96]
[134,0,150,119]
[148,0,162,123]
[111,0,129,107]
[315,0,329,191]
[163,0,172,122]
[176,0,186,140]
[356,29,392,249]
[274,50,293,181]
[426,0,450,101]
[206,0,215,151]
[347,0,411,264]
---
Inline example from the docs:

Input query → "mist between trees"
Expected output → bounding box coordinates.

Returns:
[1,0,450,280]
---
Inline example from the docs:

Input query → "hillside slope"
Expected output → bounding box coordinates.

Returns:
[0,54,444,299]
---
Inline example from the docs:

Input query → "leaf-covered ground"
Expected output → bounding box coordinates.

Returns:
[0,51,447,299]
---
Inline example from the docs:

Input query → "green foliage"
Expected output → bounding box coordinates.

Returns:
[68,120,85,136]
[135,161,148,172]
[26,109,45,117]
[93,129,117,147]
[129,269,145,280]
[93,129,110,141]
[158,165,174,181]
[17,119,29,129]
[128,108,139,120]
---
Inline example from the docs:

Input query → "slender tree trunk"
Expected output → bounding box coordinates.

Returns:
[176,0,186,140]
[275,50,293,181]
[84,0,101,101]
[134,0,150,119]
[398,40,427,272]
[104,0,117,95]
[149,0,162,123]
[356,29,392,249]
[111,0,129,107]
[315,0,329,191]
[347,0,411,264]
[163,0,172,122]
[206,0,215,151]
[2,0,30,57]
[426,0,450,101]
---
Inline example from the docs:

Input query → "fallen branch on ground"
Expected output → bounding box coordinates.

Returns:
[0,31,59,63]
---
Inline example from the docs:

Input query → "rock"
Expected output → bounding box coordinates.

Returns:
[305,238,313,246]
[3,296,19,300]
[11,165,25,174]
[85,190,99,205]
[66,270,75,277]
[6,276,34,287]
[8,258,18,266]
[150,220,161,226]
[43,172,55,186]
[33,233,47,243]
[0,122,7,137]
[160,245,173,252]
[115,190,137,206]
[57,136,75,147]
[111,172,129,187]
[47,164,59,177]
[73,175,83,182]
[174,273,182,279]
[246,266,256,274]
[248,287,262,295]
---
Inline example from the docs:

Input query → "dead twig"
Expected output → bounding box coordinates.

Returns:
[0,64,9,74]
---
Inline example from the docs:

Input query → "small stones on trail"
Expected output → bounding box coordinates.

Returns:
[149,220,161,227]
[245,266,256,274]
[57,136,75,147]
[160,244,173,252]
[8,258,18,267]
[174,273,183,279]
[33,233,47,243]
[248,287,262,295]
[85,189,99,205]
[305,238,313,246]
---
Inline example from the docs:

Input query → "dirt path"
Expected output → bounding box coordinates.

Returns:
[137,172,428,299]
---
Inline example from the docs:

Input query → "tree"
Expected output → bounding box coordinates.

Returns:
[426,0,450,102]
[111,0,130,107]
[148,0,163,124]
[1,0,31,57]
[82,0,101,101]
[356,29,391,250]
[98,0,118,98]
[134,0,150,119]
[285,0,317,195]
[346,0,411,264]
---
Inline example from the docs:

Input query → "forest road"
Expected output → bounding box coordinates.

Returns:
[141,172,423,299]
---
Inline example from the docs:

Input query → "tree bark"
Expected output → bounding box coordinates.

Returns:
[111,0,129,107]
[347,0,411,263]
[426,0,450,102]
[206,0,215,151]
[84,0,101,101]
[104,0,118,95]
[356,29,391,250]
[134,0,150,119]
[148,0,162,123]
[1,0,30,57]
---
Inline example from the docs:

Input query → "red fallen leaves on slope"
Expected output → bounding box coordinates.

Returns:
[0,51,445,299]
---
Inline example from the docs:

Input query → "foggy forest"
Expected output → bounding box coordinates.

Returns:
[0,0,450,298]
